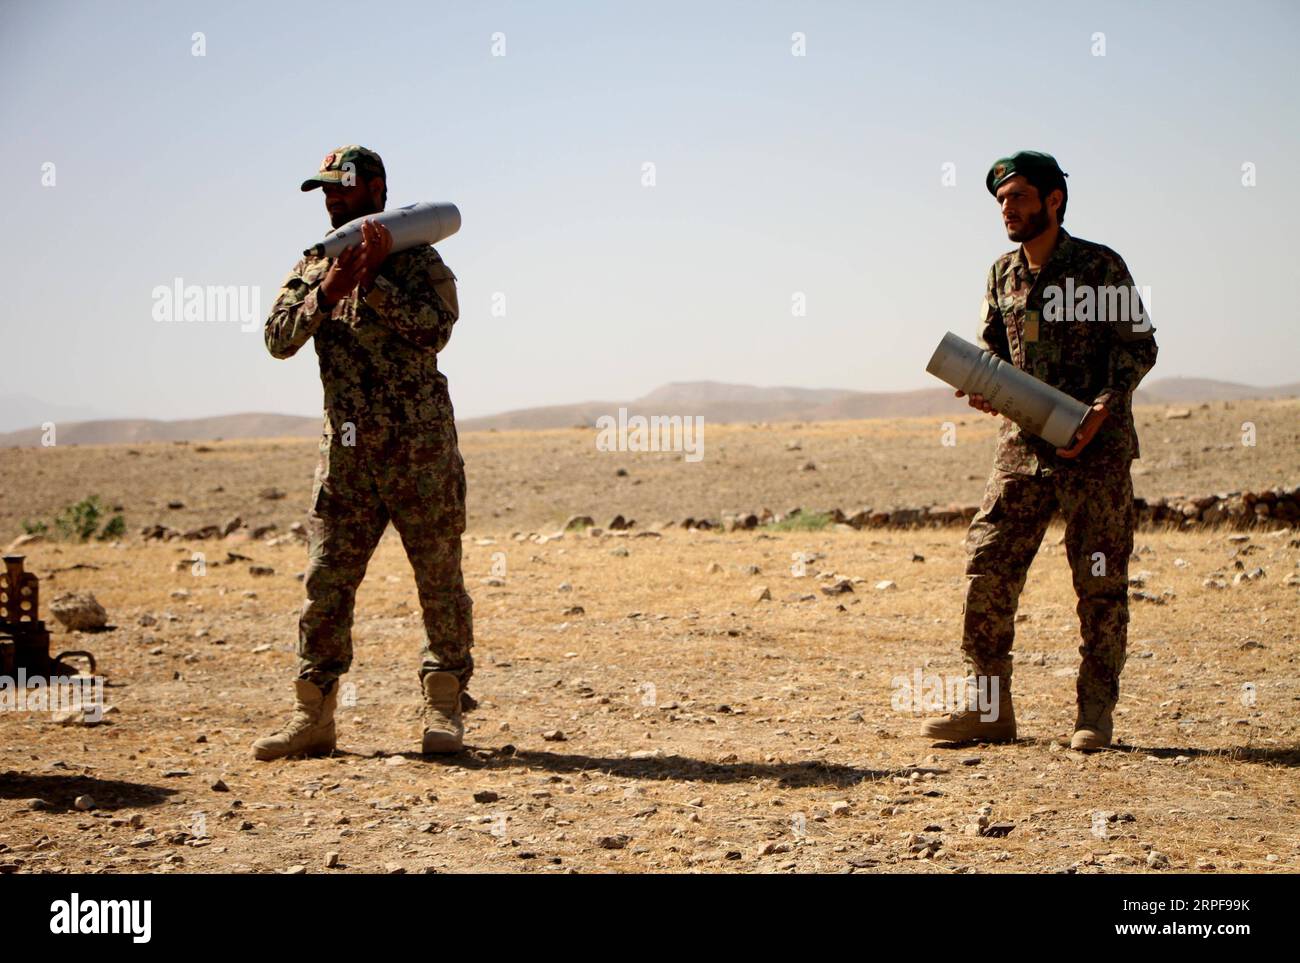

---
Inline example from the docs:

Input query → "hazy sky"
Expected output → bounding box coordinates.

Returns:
[3,0,1297,423]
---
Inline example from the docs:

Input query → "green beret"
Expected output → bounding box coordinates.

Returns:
[986,150,1068,196]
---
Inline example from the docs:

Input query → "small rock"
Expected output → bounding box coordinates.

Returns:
[49,592,108,631]
[73,795,95,811]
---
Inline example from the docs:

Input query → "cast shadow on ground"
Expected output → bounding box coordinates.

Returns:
[0,772,177,811]
[398,747,905,787]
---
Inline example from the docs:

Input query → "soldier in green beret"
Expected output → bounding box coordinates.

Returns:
[921,151,1158,751]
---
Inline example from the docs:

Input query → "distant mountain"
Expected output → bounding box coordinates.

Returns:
[0,394,111,434]
[1136,377,1300,404]
[0,378,1295,446]
[0,413,321,447]
[455,377,1300,432]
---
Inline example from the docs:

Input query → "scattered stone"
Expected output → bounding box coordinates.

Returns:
[752,586,772,602]
[49,592,108,631]
[1233,567,1266,585]
[598,834,631,850]
[542,729,566,742]
[325,851,340,869]
[259,487,287,500]
[249,564,275,577]
[875,580,897,592]
[1146,850,1170,870]
[73,795,95,811]
[472,790,499,804]
[53,707,105,727]
[1129,589,1166,605]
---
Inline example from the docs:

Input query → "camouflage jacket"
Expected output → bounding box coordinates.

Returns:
[265,245,460,436]
[977,229,1158,475]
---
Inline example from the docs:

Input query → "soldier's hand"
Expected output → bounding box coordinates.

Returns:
[1056,403,1110,459]
[356,219,393,291]
[955,390,997,415]
[320,244,365,304]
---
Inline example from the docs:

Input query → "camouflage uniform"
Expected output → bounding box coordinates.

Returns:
[265,240,473,692]
[963,229,1157,711]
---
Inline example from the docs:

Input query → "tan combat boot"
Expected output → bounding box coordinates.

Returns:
[421,671,464,754]
[920,683,1016,743]
[1071,703,1114,751]
[251,680,337,761]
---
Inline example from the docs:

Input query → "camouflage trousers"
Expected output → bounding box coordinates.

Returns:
[962,459,1135,709]
[295,420,473,691]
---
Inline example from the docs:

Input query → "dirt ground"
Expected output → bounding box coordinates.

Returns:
[1,403,1297,874]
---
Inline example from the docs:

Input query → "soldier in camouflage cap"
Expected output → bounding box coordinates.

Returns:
[253,145,475,760]
[921,151,1158,751]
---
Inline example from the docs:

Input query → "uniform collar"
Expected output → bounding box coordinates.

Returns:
[1011,228,1073,284]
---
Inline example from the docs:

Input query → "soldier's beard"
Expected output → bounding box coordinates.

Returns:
[328,200,382,230]
[1006,206,1051,243]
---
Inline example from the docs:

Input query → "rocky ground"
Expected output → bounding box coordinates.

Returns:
[1,402,1297,874]
[2,523,1298,874]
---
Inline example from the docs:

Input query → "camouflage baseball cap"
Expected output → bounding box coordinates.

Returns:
[300,145,386,192]
[986,150,1068,196]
